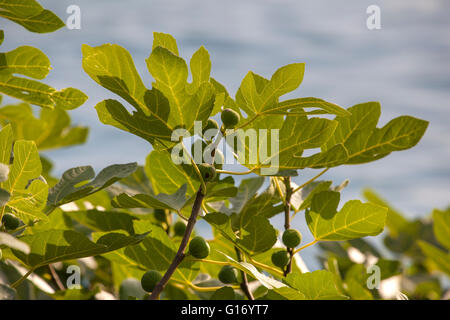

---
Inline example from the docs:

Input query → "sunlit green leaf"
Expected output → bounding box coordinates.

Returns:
[324,102,429,165]
[0,0,64,33]
[237,216,277,253]
[284,270,348,300]
[0,46,50,79]
[306,192,387,241]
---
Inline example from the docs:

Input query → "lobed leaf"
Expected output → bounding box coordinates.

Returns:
[323,102,429,165]
[306,191,387,241]
[284,270,348,300]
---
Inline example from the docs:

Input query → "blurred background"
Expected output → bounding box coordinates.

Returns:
[1,0,449,269]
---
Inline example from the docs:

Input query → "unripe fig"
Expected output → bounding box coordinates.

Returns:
[154,209,166,223]
[174,221,187,237]
[202,119,219,138]
[2,214,19,230]
[221,108,240,129]
[141,270,162,292]
[189,236,210,259]
[218,265,239,284]
[271,250,290,268]
[282,229,302,248]
[198,163,216,181]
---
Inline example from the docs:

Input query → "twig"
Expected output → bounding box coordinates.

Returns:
[282,177,294,276]
[10,268,34,289]
[149,188,205,300]
[186,258,229,265]
[181,141,207,193]
[189,283,240,292]
[235,247,254,300]
[246,254,284,277]
[49,264,65,291]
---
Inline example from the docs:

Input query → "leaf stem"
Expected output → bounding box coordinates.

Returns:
[181,141,207,194]
[215,169,255,176]
[293,239,318,254]
[189,283,240,292]
[148,187,205,300]
[273,177,286,205]
[245,255,284,277]
[292,168,329,194]
[186,258,229,266]
[282,177,294,276]
[10,268,34,289]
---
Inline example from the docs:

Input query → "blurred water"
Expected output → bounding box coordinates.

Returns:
[1,0,449,270]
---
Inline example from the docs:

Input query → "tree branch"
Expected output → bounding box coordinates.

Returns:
[282,177,294,276]
[49,264,65,291]
[235,246,254,300]
[149,187,205,300]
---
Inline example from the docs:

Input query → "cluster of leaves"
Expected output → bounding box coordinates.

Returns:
[317,190,450,300]
[0,0,444,301]
[0,0,145,299]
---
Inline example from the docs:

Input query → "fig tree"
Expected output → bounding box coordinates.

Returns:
[141,270,163,292]
[188,236,210,259]
[271,250,290,268]
[218,265,239,284]
[282,229,302,248]
[221,108,240,129]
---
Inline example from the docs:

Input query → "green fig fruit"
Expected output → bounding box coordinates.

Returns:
[218,265,239,284]
[271,250,290,268]
[202,119,219,138]
[141,270,163,292]
[282,229,302,248]
[2,214,19,230]
[174,221,187,237]
[189,236,210,259]
[221,108,240,129]
[198,163,216,181]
